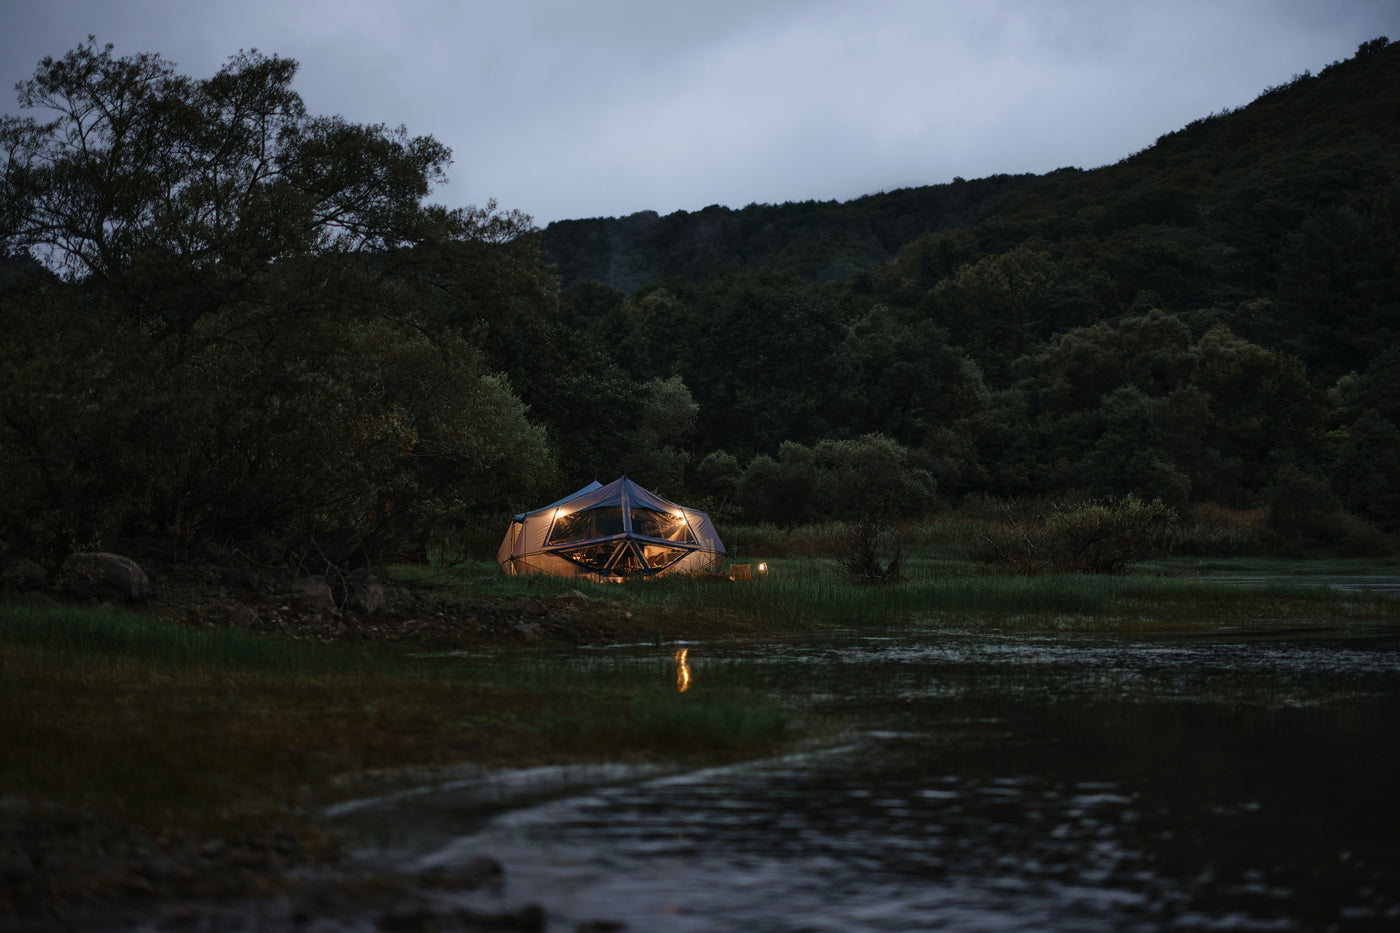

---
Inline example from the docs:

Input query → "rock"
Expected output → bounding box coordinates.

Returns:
[347,568,386,616]
[226,603,259,629]
[513,622,545,641]
[417,856,503,891]
[290,576,335,612]
[458,904,546,931]
[250,534,285,565]
[2,558,48,592]
[220,567,260,592]
[567,589,589,601]
[60,552,152,603]
[377,908,437,932]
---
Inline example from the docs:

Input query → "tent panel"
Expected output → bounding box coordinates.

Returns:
[513,480,603,521]
[548,506,625,545]
[668,548,726,575]
[557,540,624,574]
[498,476,726,579]
[496,520,522,565]
[639,542,690,570]
[630,506,696,544]
[610,541,647,575]
[504,552,585,577]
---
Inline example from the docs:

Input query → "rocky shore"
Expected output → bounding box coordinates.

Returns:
[3,547,655,649]
[2,799,610,931]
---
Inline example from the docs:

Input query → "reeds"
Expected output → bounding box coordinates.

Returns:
[552,556,1398,635]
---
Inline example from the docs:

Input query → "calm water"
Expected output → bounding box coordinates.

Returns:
[334,628,1400,932]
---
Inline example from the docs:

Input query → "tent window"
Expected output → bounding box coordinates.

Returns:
[559,541,622,573]
[612,542,646,575]
[631,507,696,543]
[548,506,625,545]
[640,543,688,569]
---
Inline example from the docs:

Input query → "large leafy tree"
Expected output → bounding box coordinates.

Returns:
[0,40,555,562]
[1,39,480,346]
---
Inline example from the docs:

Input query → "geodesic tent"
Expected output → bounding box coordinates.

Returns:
[496,476,726,579]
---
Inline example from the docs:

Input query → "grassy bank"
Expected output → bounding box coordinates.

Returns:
[5,548,1398,833]
[422,554,1400,637]
[0,602,788,832]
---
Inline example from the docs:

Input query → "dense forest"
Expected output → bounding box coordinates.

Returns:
[3,37,1398,569]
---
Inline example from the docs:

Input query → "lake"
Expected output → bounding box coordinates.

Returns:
[331,624,1400,932]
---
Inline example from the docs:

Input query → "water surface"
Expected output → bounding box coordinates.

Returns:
[336,628,1400,931]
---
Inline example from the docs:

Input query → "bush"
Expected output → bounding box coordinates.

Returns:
[973,495,1177,574]
[1169,502,1267,556]
[834,516,906,584]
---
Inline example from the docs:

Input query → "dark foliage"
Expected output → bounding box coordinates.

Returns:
[4,37,1398,567]
[835,516,906,585]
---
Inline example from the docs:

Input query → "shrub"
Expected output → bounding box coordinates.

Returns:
[973,495,1177,574]
[834,516,906,584]
[1169,502,1267,556]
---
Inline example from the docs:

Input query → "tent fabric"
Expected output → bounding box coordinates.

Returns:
[497,476,726,579]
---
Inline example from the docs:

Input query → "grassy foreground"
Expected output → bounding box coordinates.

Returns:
[0,602,787,834]
[4,553,1399,835]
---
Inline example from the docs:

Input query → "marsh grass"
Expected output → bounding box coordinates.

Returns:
[0,602,389,673]
[446,555,1400,636]
[0,602,790,830]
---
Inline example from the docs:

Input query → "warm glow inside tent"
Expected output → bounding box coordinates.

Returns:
[497,477,726,579]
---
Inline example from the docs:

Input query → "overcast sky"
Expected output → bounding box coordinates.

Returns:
[3,1,1398,226]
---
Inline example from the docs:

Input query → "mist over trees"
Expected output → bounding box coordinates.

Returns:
[3,36,1398,567]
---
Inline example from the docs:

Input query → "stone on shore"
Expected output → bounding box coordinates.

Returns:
[60,552,152,603]
[290,576,335,612]
[2,558,48,592]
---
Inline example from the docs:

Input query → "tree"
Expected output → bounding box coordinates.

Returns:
[839,304,987,448]
[1330,349,1400,531]
[1192,324,1324,493]
[735,442,820,526]
[619,375,700,493]
[0,40,556,561]
[0,40,491,349]
[812,434,938,520]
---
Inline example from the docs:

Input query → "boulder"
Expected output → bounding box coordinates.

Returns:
[2,558,48,592]
[513,622,545,641]
[226,603,260,629]
[60,552,152,603]
[220,567,261,592]
[346,568,386,616]
[290,576,335,612]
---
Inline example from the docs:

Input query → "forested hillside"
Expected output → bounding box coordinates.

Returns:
[3,37,1398,570]
[524,37,1400,540]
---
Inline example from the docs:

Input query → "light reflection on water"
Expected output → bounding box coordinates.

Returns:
[337,628,1400,932]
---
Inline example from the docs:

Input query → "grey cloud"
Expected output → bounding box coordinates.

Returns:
[3,0,1398,224]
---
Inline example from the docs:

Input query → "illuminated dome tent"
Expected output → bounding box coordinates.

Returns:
[497,477,726,579]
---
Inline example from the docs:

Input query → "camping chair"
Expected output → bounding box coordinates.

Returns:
[728,563,752,581]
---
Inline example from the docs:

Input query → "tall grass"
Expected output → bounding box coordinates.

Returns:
[0,601,393,674]
[0,600,795,828]
[609,562,1117,628]
[540,557,1399,635]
